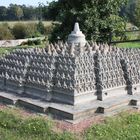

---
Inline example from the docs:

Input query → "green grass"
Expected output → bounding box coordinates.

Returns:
[0,21,54,27]
[85,112,140,140]
[1,107,140,140]
[116,42,140,48]
[0,108,140,140]
[0,108,76,140]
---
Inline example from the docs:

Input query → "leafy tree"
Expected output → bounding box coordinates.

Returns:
[22,5,37,20]
[7,4,17,20]
[15,6,24,20]
[50,0,127,42]
[0,6,7,20]
[134,0,140,27]
[120,0,136,22]
[43,1,61,21]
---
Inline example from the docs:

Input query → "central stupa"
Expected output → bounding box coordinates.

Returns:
[68,22,86,46]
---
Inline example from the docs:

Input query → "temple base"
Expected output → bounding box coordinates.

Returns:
[1,90,140,124]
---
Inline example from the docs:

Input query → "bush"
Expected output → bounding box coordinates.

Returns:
[25,23,41,38]
[44,24,54,35]
[12,23,27,39]
[27,39,42,46]
[12,23,42,39]
[0,23,14,40]
[37,21,45,34]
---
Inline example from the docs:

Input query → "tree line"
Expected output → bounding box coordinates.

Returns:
[0,2,59,21]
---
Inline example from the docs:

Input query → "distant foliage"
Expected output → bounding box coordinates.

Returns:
[120,0,140,28]
[25,23,40,38]
[0,23,14,40]
[0,2,60,21]
[134,0,140,27]
[12,23,28,39]
[11,22,48,39]
[37,20,45,34]
[0,21,53,40]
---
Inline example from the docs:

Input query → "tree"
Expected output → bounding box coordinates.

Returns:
[43,1,61,21]
[120,0,136,22]
[50,0,127,42]
[15,6,24,20]
[0,6,7,20]
[22,5,37,20]
[134,0,140,27]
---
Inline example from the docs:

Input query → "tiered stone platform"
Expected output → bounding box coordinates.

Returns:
[1,90,140,123]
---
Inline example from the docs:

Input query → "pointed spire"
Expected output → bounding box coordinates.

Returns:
[73,22,80,33]
[47,45,52,55]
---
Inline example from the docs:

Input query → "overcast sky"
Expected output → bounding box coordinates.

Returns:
[0,0,54,7]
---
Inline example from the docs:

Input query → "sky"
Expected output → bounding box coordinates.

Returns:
[0,0,54,7]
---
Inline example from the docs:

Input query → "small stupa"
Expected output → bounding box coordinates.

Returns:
[68,22,86,46]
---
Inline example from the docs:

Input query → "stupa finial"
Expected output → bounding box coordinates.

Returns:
[68,22,86,47]
[73,22,80,33]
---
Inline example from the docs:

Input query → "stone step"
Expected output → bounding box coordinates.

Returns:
[0,91,18,105]
[0,91,49,113]
[129,94,140,106]
[1,91,140,124]
[16,99,48,113]
[96,94,140,114]
[104,106,133,117]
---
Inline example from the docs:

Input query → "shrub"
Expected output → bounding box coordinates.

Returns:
[25,23,41,38]
[37,21,45,34]
[12,23,42,39]
[44,24,54,35]
[27,39,42,46]
[12,23,27,39]
[0,23,14,40]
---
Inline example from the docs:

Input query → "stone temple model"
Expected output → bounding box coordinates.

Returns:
[0,22,140,123]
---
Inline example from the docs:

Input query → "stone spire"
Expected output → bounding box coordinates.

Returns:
[68,22,86,47]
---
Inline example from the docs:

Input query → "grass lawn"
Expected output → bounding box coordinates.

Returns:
[0,106,76,140]
[0,21,55,27]
[1,106,140,140]
[116,42,140,48]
